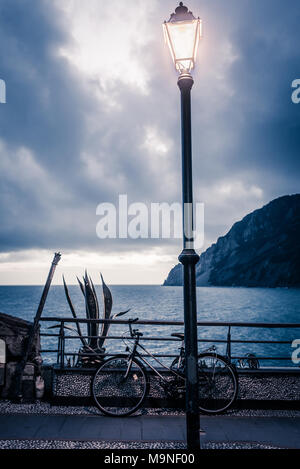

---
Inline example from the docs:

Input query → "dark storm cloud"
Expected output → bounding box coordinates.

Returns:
[191,0,300,176]
[0,0,299,256]
[226,0,300,178]
[0,0,97,250]
[0,1,86,168]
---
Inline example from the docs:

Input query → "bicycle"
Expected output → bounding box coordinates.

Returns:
[91,318,239,417]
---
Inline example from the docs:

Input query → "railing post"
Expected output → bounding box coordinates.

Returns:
[60,321,65,369]
[226,326,232,364]
[56,323,62,366]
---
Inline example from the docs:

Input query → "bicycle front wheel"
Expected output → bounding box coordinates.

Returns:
[198,353,238,414]
[92,355,148,417]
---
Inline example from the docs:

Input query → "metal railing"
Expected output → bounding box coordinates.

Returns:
[39,317,300,370]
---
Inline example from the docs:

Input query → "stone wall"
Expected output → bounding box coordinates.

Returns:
[51,368,300,406]
[0,312,41,400]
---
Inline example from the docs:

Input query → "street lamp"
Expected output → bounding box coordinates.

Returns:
[163,2,202,450]
[163,2,202,74]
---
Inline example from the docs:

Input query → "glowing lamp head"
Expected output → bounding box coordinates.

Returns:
[163,2,202,74]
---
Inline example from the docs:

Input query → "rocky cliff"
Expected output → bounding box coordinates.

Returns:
[164,194,300,287]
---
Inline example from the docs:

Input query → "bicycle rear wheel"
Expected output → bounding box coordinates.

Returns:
[92,355,148,417]
[198,353,238,413]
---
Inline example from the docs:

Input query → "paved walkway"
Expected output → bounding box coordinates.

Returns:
[0,414,300,448]
[0,414,186,443]
[201,416,300,449]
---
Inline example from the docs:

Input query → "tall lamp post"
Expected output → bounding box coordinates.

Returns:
[163,2,202,450]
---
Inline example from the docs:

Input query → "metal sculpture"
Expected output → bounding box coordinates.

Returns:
[62,273,129,366]
[13,252,61,399]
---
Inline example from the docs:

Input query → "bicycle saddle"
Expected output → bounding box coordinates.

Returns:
[171,333,184,340]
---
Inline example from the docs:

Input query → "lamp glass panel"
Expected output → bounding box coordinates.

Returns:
[165,19,199,72]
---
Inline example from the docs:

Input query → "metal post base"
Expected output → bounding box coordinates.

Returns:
[179,248,200,450]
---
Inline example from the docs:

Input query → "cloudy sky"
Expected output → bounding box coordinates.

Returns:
[0,0,299,285]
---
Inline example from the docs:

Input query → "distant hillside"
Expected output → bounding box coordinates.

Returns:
[164,194,300,288]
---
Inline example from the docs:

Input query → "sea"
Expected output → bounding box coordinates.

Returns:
[0,285,299,368]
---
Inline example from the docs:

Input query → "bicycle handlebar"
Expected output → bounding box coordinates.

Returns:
[128,318,139,337]
[128,318,139,323]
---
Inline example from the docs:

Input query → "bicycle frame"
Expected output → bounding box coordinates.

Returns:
[124,333,225,397]
[125,333,185,383]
